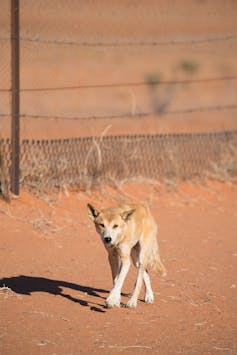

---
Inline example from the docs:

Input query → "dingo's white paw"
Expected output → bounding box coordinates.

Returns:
[145,292,154,304]
[126,298,137,308]
[105,293,121,308]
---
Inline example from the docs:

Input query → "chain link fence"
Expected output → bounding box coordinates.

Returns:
[1,130,237,194]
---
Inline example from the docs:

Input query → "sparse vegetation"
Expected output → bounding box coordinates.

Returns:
[178,59,199,75]
[145,59,200,114]
[145,71,175,114]
[0,285,15,298]
[145,72,162,87]
[208,142,237,182]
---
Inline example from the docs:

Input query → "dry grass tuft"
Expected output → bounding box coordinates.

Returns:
[207,142,237,182]
[0,285,16,298]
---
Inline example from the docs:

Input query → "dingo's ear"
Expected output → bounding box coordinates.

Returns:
[121,209,135,222]
[87,203,100,220]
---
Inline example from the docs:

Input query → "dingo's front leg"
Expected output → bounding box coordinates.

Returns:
[126,264,145,308]
[108,251,121,285]
[106,257,130,308]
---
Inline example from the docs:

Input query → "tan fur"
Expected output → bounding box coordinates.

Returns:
[87,202,166,308]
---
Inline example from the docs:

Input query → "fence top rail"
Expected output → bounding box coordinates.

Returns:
[1,129,236,145]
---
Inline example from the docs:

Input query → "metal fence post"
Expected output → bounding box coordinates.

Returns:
[11,0,20,195]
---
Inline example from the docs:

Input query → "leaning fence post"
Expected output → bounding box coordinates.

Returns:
[11,0,20,195]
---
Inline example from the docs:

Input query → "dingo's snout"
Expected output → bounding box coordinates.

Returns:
[104,236,112,244]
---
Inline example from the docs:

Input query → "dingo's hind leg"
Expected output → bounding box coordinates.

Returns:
[143,269,154,303]
[129,243,154,307]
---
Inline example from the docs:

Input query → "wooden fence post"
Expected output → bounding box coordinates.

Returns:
[11,0,20,195]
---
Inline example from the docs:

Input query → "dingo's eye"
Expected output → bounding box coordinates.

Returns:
[113,224,118,229]
[99,223,105,228]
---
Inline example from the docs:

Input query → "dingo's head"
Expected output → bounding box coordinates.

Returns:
[87,203,135,247]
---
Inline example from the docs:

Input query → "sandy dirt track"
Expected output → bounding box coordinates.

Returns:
[0,181,237,354]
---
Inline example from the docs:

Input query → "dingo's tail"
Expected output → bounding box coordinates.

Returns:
[149,238,167,276]
[153,256,167,277]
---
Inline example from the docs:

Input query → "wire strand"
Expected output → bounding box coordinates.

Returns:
[1,34,236,46]
[1,76,236,93]
[17,104,237,121]
[18,34,237,47]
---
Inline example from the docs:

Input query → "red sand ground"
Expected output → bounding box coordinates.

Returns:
[0,181,237,354]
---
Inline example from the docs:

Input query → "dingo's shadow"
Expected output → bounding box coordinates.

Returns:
[0,275,108,313]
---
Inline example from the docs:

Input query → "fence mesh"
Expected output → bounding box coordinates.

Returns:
[1,130,237,193]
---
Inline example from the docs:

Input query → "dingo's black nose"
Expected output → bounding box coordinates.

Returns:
[104,237,112,244]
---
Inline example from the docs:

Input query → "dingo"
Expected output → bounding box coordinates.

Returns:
[87,203,166,308]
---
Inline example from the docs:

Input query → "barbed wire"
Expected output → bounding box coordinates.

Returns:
[1,34,237,47]
[0,76,236,93]
[14,104,237,121]
[14,75,237,92]
[20,34,237,47]
[0,88,11,92]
